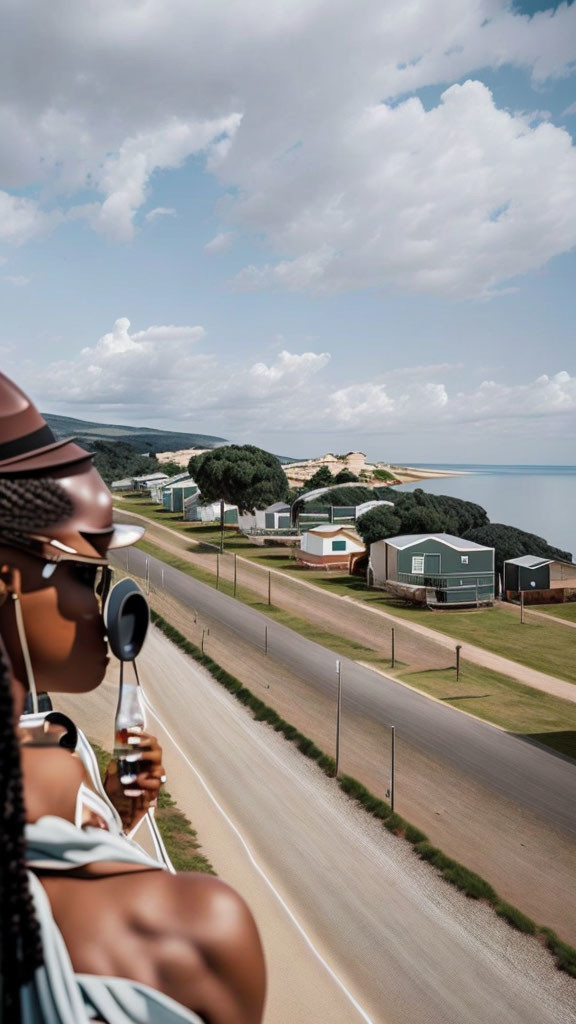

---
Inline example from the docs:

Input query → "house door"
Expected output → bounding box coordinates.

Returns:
[424,553,441,576]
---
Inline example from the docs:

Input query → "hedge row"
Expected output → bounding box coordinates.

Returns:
[150,609,576,979]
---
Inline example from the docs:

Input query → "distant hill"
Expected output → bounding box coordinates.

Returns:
[43,412,229,455]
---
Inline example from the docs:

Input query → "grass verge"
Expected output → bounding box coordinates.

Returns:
[398,663,576,759]
[150,609,576,980]
[90,741,215,874]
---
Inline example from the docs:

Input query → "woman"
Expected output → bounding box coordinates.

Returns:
[0,372,266,1023]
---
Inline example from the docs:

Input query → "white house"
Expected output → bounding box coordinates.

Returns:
[295,525,365,571]
[254,502,292,531]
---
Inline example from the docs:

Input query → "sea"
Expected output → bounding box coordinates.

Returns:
[396,465,576,558]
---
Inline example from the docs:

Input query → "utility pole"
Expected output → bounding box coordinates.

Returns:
[391,627,395,668]
[220,497,225,554]
[216,554,220,590]
[264,625,268,656]
[267,571,272,607]
[201,628,209,654]
[390,726,395,812]
[456,644,462,681]
[233,553,237,597]
[520,590,525,624]
[335,660,342,777]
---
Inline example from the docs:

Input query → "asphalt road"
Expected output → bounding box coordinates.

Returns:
[119,547,576,837]
[60,627,576,1024]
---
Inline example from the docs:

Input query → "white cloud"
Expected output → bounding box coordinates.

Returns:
[18,317,576,446]
[145,207,176,221]
[2,274,30,286]
[0,1,574,291]
[204,231,235,254]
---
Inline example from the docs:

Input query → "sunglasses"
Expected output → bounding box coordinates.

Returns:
[0,527,114,606]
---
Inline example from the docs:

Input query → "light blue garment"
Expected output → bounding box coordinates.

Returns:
[22,819,205,1024]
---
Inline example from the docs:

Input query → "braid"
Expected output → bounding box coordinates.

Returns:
[0,644,44,1023]
[0,477,74,533]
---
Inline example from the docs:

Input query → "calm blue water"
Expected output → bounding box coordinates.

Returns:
[396,465,576,558]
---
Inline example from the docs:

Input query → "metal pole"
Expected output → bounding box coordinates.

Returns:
[216,554,220,590]
[268,571,271,607]
[391,627,395,668]
[233,553,237,597]
[201,628,209,654]
[390,726,395,812]
[520,590,525,624]
[145,558,150,595]
[220,498,225,553]
[161,567,165,589]
[335,660,342,777]
[264,625,268,656]
[456,644,462,681]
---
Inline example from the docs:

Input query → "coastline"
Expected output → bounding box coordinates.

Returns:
[390,465,467,484]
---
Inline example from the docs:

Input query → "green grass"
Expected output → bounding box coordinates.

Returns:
[149,610,576,979]
[362,600,576,685]
[90,742,215,874]
[399,662,576,759]
[535,603,576,623]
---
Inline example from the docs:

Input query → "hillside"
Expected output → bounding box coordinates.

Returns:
[43,412,228,455]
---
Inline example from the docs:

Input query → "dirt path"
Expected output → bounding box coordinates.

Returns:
[116,508,576,704]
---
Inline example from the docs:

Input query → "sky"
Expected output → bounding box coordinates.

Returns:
[1,0,575,464]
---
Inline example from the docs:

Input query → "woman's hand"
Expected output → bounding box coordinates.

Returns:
[104,730,166,832]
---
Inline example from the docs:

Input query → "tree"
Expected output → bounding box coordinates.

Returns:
[89,440,161,486]
[306,466,334,490]
[333,469,358,484]
[355,505,402,547]
[188,444,289,513]
[161,461,186,477]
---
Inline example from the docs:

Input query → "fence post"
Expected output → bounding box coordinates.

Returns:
[391,627,395,668]
[268,571,271,607]
[220,498,225,554]
[456,644,462,681]
[264,625,268,656]
[520,590,525,624]
[233,553,237,597]
[201,628,209,654]
[216,554,220,590]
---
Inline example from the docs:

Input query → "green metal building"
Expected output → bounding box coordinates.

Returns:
[370,532,495,606]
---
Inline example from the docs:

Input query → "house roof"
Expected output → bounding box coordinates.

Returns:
[307,525,364,544]
[505,554,575,569]
[383,532,492,552]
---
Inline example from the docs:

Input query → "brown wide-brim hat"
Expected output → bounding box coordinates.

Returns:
[0,372,143,557]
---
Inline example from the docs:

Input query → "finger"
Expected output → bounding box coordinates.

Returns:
[134,777,162,793]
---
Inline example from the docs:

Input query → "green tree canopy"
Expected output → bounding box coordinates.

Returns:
[89,440,161,486]
[333,469,358,483]
[356,505,402,546]
[189,444,289,513]
[305,466,334,489]
[463,523,572,576]
[354,487,489,546]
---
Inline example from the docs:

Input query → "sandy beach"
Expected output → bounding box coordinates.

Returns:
[389,465,466,484]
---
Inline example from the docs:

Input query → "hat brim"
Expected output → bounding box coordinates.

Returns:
[0,438,92,475]
[108,523,145,549]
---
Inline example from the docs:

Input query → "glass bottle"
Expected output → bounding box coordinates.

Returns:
[114,667,146,793]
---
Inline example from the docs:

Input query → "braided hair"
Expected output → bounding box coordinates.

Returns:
[0,476,74,550]
[0,477,75,1021]
[0,643,44,1023]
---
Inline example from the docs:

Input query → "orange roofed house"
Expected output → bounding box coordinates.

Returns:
[295,525,365,571]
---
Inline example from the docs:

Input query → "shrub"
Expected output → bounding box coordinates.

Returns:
[494,901,537,935]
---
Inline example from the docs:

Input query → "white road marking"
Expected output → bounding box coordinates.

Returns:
[141,688,375,1024]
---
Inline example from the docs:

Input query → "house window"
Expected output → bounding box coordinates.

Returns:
[332,540,346,551]
[461,556,469,565]
[412,555,425,573]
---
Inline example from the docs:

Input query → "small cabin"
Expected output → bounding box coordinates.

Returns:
[503,555,576,604]
[162,479,199,513]
[370,533,495,606]
[254,502,292,531]
[296,526,365,571]
[183,495,239,526]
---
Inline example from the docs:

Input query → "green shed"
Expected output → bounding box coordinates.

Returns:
[504,555,576,603]
[370,533,495,606]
